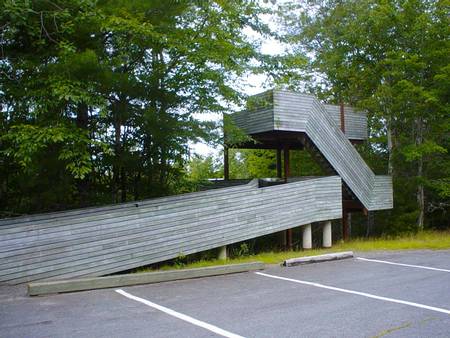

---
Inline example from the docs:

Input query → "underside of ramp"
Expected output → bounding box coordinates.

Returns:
[0,177,342,284]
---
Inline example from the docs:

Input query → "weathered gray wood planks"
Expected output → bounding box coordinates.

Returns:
[228,89,393,212]
[0,177,342,284]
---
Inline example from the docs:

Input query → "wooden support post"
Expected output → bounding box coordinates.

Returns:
[276,148,282,178]
[283,146,291,249]
[283,146,290,181]
[279,230,287,250]
[224,146,229,181]
[342,209,350,241]
[348,212,352,236]
[340,102,346,133]
[287,229,293,250]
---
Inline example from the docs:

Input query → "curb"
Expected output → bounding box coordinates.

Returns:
[28,262,265,296]
[283,251,354,267]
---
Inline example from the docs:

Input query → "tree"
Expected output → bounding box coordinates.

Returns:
[280,0,450,231]
[0,0,275,215]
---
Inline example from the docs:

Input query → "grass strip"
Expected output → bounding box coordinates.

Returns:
[137,230,450,273]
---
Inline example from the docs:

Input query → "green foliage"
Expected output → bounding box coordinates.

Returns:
[240,149,277,178]
[2,124,96,179]
[186,155,221,182]
[0,0,276,215]
[223,114,254,146]
[227,148,323,179]
[235,243,251,257]
[280,0,450,232]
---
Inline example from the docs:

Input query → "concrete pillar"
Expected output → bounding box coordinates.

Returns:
[218,245,227,260]
[302,224,312,249]
[323,221,332,248]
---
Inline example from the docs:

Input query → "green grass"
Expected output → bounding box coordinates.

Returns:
[137,230,450,273]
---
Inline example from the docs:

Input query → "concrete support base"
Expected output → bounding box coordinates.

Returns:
[323,221,332,248]
[302,224,312,249]
[218,245,227,260]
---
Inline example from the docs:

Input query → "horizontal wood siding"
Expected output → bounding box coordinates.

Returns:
[0,177,342,284]
[229,90,274,135]
[323,104,368,140]
[229,90,393,212]
[274,90,375,208]
[370,176,394,210]
[230,106,274,134]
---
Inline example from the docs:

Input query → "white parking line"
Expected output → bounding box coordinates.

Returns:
[255,272,450,315]
[115,289,245,338]
[356,257,450,272]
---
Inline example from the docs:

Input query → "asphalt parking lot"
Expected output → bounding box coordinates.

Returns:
[1,250,449,338]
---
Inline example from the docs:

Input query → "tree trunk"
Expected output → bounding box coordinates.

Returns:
[76,103,90,206]
[134,172,141,201]
[120,166,127,203]
[113,108,121,203]
[366,211,374,237]
[387,121,394,176]
[416,117,425,230]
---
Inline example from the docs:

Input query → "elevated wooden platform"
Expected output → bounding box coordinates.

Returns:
[226,90,393,212]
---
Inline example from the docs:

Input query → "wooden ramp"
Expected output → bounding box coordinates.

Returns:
[0,177,342,284]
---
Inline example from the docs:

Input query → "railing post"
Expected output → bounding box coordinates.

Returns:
[276,148,282,178]
[224,146,229,181]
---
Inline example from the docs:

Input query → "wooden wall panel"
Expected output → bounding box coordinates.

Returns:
[323,104,368,140]
[0,177,342,284]
[229,90,393,212]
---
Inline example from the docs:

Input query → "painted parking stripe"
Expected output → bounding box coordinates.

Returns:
[356,257,450,272]
[115,289,245,338]
[255,272,450,315]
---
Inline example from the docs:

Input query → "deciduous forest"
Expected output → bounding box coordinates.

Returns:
[1,0,449,235]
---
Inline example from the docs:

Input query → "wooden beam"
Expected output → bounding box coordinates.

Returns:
[287,228,293,250]
[283,146,292,249]
[279,230,287,250]
[343,200,364,212]
[276,148,282,178]
[283,146,290,181]
[342,209,350,241]
[224,146,229,180]
[28,263,265,296]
